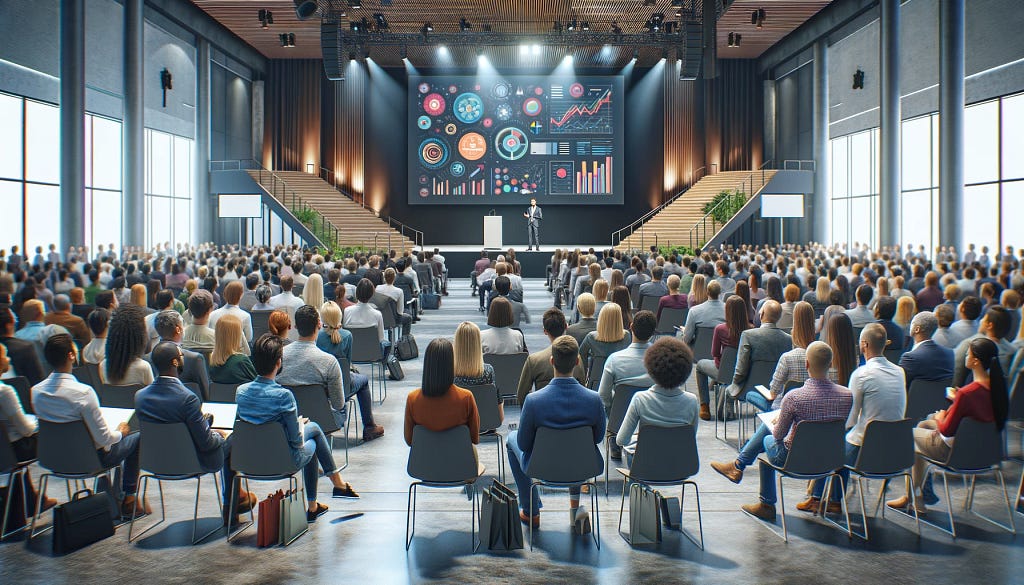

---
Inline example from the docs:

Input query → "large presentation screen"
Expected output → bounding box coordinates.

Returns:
[408,74,624,206]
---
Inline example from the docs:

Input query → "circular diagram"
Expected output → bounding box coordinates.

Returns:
[419,138,449,169]
[453,93,484,124]
[458,132,487,161]
[495,103,512,122]
[449,162,466,177]
[423,93,446,116]
[482,118,493,128]
[522,97,542,117]
[417,116,432,130]
[418,187,429,198]
[569,83,585,98]
[444,123,457,135]
[492,82,511,99]
[418,82,430,94]
[494,127,529,161]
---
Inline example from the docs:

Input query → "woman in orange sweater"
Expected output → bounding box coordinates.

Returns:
[404,338,480,446]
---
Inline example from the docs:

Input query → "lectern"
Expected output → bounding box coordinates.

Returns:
[483,215,502,249]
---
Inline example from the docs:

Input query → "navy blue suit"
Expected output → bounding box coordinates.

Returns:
[899,339,954,387]
[879,319,906,353]
[135,376,235,504]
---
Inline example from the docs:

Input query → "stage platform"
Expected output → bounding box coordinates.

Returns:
[430,244,607,278]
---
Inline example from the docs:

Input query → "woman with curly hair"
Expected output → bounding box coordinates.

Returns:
[267,310,293,345]
[99,304,155,386]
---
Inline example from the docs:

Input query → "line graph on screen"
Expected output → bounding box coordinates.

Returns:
[548,86,613,135]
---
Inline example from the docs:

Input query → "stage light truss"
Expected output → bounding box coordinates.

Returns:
[322,27,693,50]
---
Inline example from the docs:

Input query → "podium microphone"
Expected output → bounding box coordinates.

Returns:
[488,209,496,216]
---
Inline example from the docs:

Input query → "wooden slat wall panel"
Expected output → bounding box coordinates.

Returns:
[662,62,705,201]
[263,59,322,170]
[321,63,366,200]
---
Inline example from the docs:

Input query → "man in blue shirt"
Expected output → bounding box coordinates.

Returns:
[506,335,605,532]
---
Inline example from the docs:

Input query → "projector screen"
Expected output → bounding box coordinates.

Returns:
[761,194,805,218]
[218,194,263,218]
[408,74,624,205]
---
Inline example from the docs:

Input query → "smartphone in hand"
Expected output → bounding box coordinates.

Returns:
[945,387,957,401]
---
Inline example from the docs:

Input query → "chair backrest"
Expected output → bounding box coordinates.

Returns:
[905,378,952,422]
[715,346,739,384]
[209,382,239,403]
[585,356,608,391]
[0,422,19,473]
[945,418,1004,470]
[6,376,33,415]
[628,424,699,483]
[347,326,383,363]
[230,420,301,477]
[607,385,648,432]
[691,326,717,362]
[37,419,106,476]
[379,301,398,331]
[740,359,780,395]
[628,283,641,307]
[853,418,916,475]
[182,382,203,402]
[407,425,480,483]
[883,346,903,364]
[655,307,688,335]
[639,295,661,314]
[781,419,847,476]
[483,352,529,399]
[1008,372,1024,422]
[96,383,144,409]
[525,426,602,484]
[139,420,204,476]
[465,384,503,432]
[72,363,100,388]
[250,310,274,339]
[286,384,341,435]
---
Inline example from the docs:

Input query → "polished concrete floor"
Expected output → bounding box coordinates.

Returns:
[3,278,1023,585]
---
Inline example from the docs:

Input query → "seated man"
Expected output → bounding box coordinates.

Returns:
[134,342,256,522]
[279,305,383,442]
[566,293,598,345]
[15,300,69,374]
[638,266,669,306]
[843,285,876,328]
[726,341,852,520]
[370,272,412,339]
[516,308,586,405]
[952,305,1016,386]
[597,310,657,459]
[44,294,92,345]
[146,310,212,402]
[899,311,954,387]
[0,307,45,385]
[506,335,605,530]
[342,279,391,359]
[727,301,792,404]
[490,276,530,330]
[946,295,982,349]
[873,296,905,353]
[681,281,725,344]
[931,304,959,349]
[31,334,148,517]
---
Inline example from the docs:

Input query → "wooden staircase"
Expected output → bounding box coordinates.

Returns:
[248,170,417,250]
[616,170,777,251]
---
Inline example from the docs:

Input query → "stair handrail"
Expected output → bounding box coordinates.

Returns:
[311,164,424,251]
[210,159,342,250]
[686,168,773,251]
[611,166,707,248]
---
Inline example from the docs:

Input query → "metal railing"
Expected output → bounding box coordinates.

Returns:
[685,161,776,251]
[610,166,708,249]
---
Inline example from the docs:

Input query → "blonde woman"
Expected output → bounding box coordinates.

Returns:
[868,277,889,311]
[895,295,917,347]
[579,303,632,390]
[591,279,610,316]
[208,314,257,384]
[303,273,325,314]
[803,276,832,318]
[129,283,152,313]
[688,274,708,307]
[453,321,497,389]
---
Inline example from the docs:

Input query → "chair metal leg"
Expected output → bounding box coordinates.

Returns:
[405,482,418,550]
[589,480,601,549]
[604,436,611,496]
[681,481,705,550]
[617,477,631,544]
[819,474,853,539]
[469,484,480,553]
[779,473,788,542]
[129,475,167,542]
[881,474,923,536]
[225,476,254,542]
[1,468,30,540]
[528,481,535,550]
[965,468,1017,535]
[29,473,51,539]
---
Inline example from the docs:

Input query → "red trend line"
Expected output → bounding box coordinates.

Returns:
[549,89,612,127]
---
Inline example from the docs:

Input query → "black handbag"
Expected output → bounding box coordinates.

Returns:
[52,489,116,554]
[395,335,419,361]
[479,479,523,550]
[386,355,405,381]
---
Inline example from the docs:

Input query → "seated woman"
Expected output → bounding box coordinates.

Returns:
[252,285,275,312]
[611,285,633,331]
[656,274,688,322]
[687,274,708,308]
[99,304,155,386]
[616,336,699,456]
[267,309,293,346]
[236,335,358,523]
[80,307,110,365]
[887,337,1009,514]
[591,279,610,316]
[580,303,632,390]
[404,338,480,446]
[747,301,816,413]
[480,297,527,355]
[453,322,495,387]
[693,296,750,420]
[208,315,257,385]
[314,302,377,438]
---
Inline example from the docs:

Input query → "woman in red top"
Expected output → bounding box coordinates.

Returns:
[693,296,751,421]
[888,337,1009,513]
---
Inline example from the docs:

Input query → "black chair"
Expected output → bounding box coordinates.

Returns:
[733,359,782,448]
[250,309,274,339]
[465,384,505,482]
[712,345,739,444]
[690,326,717,363]
[585,355,608,391]
[6,376,32,415]
[604,384,648,494]
[129,421,223,544]
[208,382,239,403]
[348,326,387,404]
[883,346,904,364]
[654,307,687,336]
[744,419,851,542]
[96,383,145,409]
[525,426,603,549]
[286,380,352,471]
[616,425,703,549]
[0,422,33,540]
[638,295,661,314]
[905,378,953,423]
[483,353,529,404]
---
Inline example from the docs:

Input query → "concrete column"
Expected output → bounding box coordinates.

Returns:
[194,39,212,245]
[763,79,777,166]
[812,40,830,245]
[60,0,85,250]
[879,0,901,249]
[122,0,145,247]
[939,0,965,252]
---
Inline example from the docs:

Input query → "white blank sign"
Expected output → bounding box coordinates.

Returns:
[761,194,805,218]
[218,194,263,218]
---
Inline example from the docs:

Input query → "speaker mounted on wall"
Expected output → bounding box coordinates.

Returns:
[680,20,702,80]
[322,20,346,81]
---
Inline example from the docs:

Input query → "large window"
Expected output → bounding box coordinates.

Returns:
[829,128,879,249]
[144,128,192,249]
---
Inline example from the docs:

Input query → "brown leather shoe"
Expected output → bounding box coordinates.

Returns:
[795,497,842,515]
[363,425,385,442]
[742,502,777,521]
[710,460,743,484]
[519,510,540,528]
[887,495,927,514]
[236,490,257,514]
[121,495,151,517]
[699,403,711,421]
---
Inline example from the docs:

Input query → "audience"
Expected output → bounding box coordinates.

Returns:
[80,308,110,365]
[753,301,817,413]
[824,313,858,386]
[0,307,45,385]
[899,311,955,386]
[403,338,480,446]
[567,293,598,344]
[208,315,257,385]
[952,305,1015,386]
[579,303,632,390]
[342,279,390,359]
[14,300,69,373]
[100,304,155,386]
[682,280,726,344]
[147,310,211,401]
[267,309,293,344]
[0,344,56,512]
[480,297,527,355]
[44,294,91,344]
[726,300,791,405]
[694,296,750,420]
[516,308,585,405]
[209,281,253,345]
[656,274,688,322]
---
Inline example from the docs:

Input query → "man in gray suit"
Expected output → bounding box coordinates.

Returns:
[681,280,726,344]
[493,276,530,329]
[727,300,792,399]
[146,310,212,402]
[523,198,542,251]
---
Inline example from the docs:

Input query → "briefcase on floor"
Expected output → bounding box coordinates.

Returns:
[52,489,116,554]
[627,485,662,545]
[257,490,284,547]
[396,335,419,361]
[479,479,523,550]
[420,292,441,310]
[279,488,308,545]
[386,354,405,381]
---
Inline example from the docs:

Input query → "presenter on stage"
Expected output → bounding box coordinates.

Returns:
[523,198,543,251]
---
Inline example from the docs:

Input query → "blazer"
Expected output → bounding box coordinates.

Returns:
[144,344,211,402]
[516,345,587,405]
[898,339,954,386]
[681,299,726,344]
[517,377,604,472]
[134,376,224,473]
[0,336,45,385]
[566,318,598,345]
[728,324,792,396]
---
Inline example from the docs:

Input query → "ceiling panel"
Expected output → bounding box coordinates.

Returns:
[715,0,831,59]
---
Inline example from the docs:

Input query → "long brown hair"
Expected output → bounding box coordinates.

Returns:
[611,285,632,329]
[724,296,751,343]
[791,301,816,349]
[825,313,856,385]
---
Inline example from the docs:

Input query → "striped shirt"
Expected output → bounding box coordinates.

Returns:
[773,377,852,449]
[768,347,810,409]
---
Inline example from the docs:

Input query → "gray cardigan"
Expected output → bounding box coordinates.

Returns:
[616,385,699,447]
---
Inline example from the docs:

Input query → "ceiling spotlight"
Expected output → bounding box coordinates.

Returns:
[362,47,371,60]
[752,8,766,29]
[459,17,472,31]
[553,20,563,33]
[348,51,357,60]
[633,48,639,60]
[662,48,669,61]
[727,32,742,47]
[567,19,576,31]
[258,9,273,29]
[645,13,665,33]
[476,46,484,57]
[581,21,590,31]
[610,21,622,35]
[279,33,296,47]
[400,46,408,60]
[372,13,388,30]
[346,0,362,8]
[293,0,317,20]
[437,45,449,56]
[421,22,433,35]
